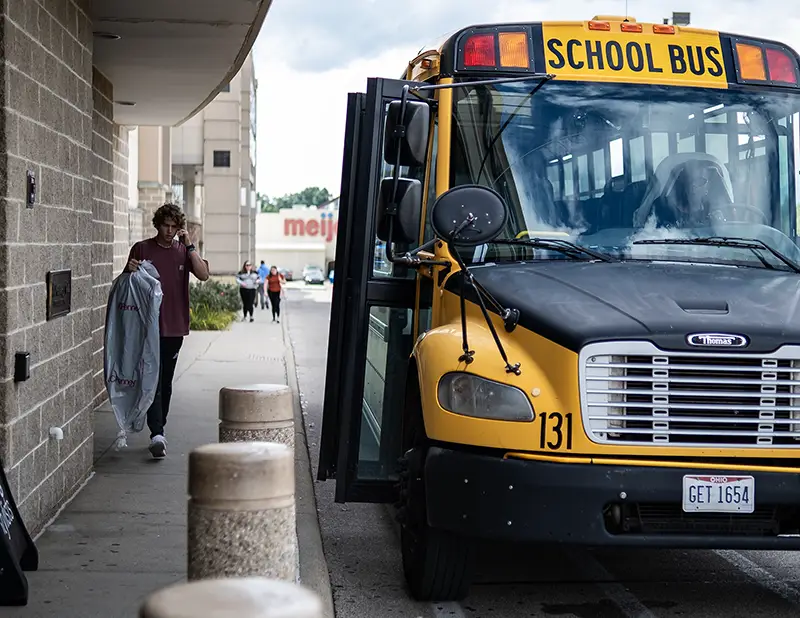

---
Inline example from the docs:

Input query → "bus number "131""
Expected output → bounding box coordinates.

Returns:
[538,411,573,450]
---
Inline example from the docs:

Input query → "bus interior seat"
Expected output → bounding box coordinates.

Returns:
[633,153,734,227]
[581,176,651,232]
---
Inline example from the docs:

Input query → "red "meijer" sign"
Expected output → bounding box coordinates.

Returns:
[284,213,338,242]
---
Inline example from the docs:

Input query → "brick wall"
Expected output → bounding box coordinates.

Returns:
[0,0,96,533]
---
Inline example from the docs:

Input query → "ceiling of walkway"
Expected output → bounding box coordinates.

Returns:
[91,0,271,126]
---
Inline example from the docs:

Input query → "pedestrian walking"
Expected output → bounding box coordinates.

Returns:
[266,265,286,323]
[257,260,270,310]
[236,261,259,322]
[125,203,210,459]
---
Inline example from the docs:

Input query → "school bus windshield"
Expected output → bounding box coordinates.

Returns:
[450,79,800,270]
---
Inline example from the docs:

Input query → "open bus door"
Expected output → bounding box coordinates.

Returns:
[317,77,431,503]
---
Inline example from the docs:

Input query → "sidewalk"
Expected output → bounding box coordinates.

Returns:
[4,299,332,617]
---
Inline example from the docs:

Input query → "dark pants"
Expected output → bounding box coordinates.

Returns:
[147,336,184,438]
[240,288,256,318]
[268,290,281,319]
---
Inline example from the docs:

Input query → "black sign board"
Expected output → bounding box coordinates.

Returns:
[46,269,71,320]
[0,460,38,605]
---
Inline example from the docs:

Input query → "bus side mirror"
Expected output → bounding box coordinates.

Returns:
[430,184,508,246]
[384,100,430,168]
[376,178,421,243]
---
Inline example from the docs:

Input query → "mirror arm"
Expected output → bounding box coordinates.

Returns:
[446,215,521,375]
[384,84,413,266]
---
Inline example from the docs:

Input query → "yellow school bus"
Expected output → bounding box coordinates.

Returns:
[318,15,800,601]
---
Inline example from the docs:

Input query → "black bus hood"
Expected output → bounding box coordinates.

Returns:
[453,261,800,354]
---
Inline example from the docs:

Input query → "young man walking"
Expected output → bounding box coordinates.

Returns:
[125,203,210,458]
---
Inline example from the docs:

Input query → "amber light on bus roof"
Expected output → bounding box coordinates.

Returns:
[463,31,531,69]
[734,40,798,85]
[498,32,529,68]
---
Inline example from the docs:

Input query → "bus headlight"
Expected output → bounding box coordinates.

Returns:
[437,372,534,422]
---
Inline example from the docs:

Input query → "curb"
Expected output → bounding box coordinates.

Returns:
[281,293,336,618]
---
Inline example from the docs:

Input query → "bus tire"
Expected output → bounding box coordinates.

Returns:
[397,374,475,602]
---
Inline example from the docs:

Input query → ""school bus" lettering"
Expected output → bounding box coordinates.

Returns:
[546,38,724,79]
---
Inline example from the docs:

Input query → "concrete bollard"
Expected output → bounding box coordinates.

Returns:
[139,577,322,618]
[219,384,294,448]
[188,442,296,582]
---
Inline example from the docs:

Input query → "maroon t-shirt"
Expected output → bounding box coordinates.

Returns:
[128,239,196,337]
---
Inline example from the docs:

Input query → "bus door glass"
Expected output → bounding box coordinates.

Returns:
[318,78,432,503]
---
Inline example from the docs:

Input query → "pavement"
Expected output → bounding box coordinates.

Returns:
[3,285,334,618]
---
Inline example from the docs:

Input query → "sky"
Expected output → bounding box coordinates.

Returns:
[252,0,800,200]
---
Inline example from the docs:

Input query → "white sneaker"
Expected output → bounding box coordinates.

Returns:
[149,435,167,459]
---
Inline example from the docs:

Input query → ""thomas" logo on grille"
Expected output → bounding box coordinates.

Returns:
[686,333,749,347]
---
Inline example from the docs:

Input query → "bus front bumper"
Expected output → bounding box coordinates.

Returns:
[423,446,800,548]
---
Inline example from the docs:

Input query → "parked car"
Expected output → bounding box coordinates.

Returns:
[304,268,325,285]
[279,267,293,281]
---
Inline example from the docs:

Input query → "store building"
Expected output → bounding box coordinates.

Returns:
[255,203,339,276]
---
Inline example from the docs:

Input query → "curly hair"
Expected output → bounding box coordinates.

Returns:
[152,203,187,230]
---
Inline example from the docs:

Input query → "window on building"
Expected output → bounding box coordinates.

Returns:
[213,150,231,167]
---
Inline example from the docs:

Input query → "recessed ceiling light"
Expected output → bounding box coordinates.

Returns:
[115,101,136,106]
[94,31,121,40]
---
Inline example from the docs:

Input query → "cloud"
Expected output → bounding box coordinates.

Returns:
[253,0,800,198]
[259,0,490,72]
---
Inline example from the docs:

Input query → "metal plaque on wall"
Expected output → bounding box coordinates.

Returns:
[46,270,71,321]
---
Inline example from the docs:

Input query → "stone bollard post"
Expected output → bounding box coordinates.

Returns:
[188,442,295,582]
[219,384,294,449]
[140,577,322,618]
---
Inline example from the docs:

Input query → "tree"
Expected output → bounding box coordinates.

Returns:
[257,193,279,213]
[259,186,332,212]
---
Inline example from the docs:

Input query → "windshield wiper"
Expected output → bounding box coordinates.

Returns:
[632,236,800,273]
[489,238,615,262]
[475,75,555,184]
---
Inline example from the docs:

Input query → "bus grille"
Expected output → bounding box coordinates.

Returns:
[580,342,800,447]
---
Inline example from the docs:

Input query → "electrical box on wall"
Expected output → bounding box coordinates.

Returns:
[14,352,30,382]
[26,171,35,208]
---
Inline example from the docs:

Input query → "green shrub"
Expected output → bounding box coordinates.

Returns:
[189,279,241,330]
[190,306,237,331]
[190,279,242,312]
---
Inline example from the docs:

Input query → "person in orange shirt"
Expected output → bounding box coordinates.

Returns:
[266,265,286,323]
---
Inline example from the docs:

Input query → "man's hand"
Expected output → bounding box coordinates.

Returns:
[126,258,141,272]
[177,229,192,246]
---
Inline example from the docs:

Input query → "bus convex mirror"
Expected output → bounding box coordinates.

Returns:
[384,100,430,167]
[430,185,508,246]
[376,178,422,243]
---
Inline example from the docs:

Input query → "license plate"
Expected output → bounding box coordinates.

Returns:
[682,475,755,513]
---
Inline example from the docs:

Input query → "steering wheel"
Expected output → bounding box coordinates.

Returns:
[710,203,769,226]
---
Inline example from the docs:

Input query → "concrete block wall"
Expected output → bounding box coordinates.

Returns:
[90,67,114,410]
[0,0,136,535]
[0,0,97,533]
[113,125,136,274]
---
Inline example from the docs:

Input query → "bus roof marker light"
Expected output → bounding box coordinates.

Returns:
[736,42,767,81]
[620,23,643,33]
[653,24,676,34]
[464,33,496,67]
[498,32,529,68]
[588,21,611,31]
[766,48,798,84]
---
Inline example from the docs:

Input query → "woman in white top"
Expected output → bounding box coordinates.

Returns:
[235,261,260,322]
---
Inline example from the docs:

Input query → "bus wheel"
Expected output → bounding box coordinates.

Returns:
[396,381,475,601]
